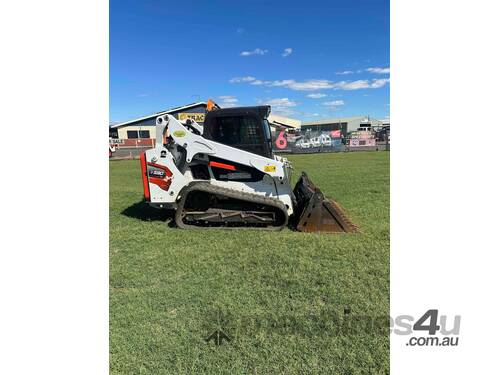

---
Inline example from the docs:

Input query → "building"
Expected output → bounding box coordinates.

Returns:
[301,116,389,137]
[268,114,302,131]
[109,102,209,145]
[109,102,304,147]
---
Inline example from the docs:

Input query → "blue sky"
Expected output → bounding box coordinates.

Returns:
[110,0,389,124]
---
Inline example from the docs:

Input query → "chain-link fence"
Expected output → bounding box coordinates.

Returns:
[271,129,390,154]
[109,129,389,159]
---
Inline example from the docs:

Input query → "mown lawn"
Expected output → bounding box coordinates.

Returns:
[110,151,390,374]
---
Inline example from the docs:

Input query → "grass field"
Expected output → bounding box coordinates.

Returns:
[110,151,390,374]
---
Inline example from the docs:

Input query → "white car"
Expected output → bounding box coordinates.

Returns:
[319,134,332,147]
[309,134,332,147]
[310,137,321,147]
[296,139,311,149]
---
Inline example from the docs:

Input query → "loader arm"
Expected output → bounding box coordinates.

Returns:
[158,114,289,181]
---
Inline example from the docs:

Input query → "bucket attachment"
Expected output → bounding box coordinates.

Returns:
[292,172,358,233]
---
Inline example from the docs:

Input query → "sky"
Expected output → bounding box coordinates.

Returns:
[110,0,389,124]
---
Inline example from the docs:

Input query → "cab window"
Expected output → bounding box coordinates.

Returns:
[209,115,271,157]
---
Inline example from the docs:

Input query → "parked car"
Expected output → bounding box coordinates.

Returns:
[310,136,321,147]
[296,139,311,149]
[319,134,332,147]
[310,134,332,147]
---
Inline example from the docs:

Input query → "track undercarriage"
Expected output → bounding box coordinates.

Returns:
[173,174,358,233]
[175,183,288,230]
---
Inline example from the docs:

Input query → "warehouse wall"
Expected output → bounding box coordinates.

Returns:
[113,103,207,140]
[117,125,156,140]
[302,117,387,134]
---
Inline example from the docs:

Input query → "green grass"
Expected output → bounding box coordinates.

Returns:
[110,151,390,374]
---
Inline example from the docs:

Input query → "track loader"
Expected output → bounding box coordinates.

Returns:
[139,102,357,232]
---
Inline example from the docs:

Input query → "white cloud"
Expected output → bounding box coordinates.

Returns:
[250,80,265,85]
[230,76,390,91]
[231,77,335,90]
[258,97,298,116]
[218,95,239,107]
[273,108,297,116]
[322,100,345,107]
[240,48,268,56]
[366,67,390,74]
[332,80,370,90]
[332,79,390,90]
[370,78,390,88]
[260,98,298,107]
[218,95,238,103]
[307,93,327,99]
[229,76,256,83]
[137,93,148,97]
[281,48,293,57]
[269,79,336,91]
[336,70,354,75]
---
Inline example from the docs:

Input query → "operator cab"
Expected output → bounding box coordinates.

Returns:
[202,106,274,159]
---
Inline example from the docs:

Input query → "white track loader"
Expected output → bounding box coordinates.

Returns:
[139,103,356,232]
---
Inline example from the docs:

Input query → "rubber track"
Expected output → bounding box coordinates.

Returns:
[174,182,289,230]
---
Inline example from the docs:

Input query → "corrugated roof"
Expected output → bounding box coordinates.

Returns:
[110,101,207,128]
[268,114,301,128]
[302,116,367,126]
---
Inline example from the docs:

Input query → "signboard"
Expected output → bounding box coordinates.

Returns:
[330,130,342,138]
[271,130,344,153]
[178,112,205,123]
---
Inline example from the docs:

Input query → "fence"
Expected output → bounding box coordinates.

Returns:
[271,129,389,154]
[109,130,389,159]
[110,138,156,148]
